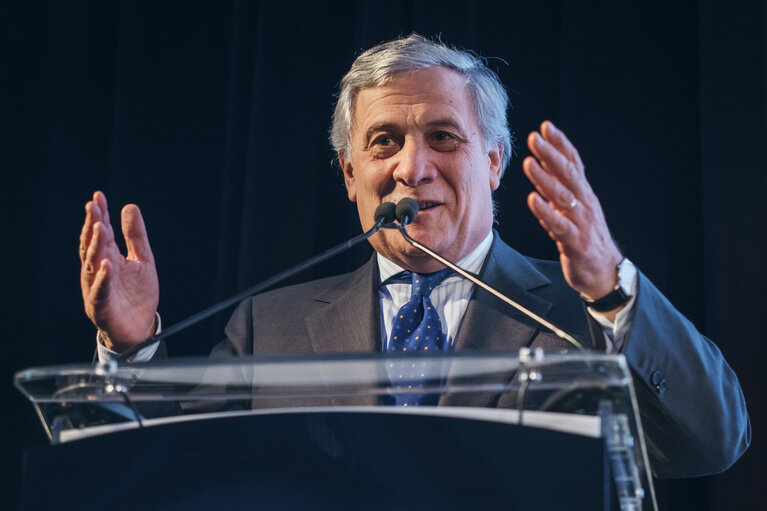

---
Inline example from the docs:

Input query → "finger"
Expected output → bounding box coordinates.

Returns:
[523,156,582,217]
[79,200,96,263]
[94,191,111,228]
[90,258,112,305]
[93,191,119,245]
[540,121,584,170]
[82,221,108,290]
[527,131,584,194]
[122,204,155,263]
[527,192,577,244]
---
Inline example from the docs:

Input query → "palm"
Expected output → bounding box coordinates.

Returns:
[80,192,160,351]
[90,255,159,346]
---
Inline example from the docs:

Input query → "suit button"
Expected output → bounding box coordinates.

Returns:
[651,371,662,386]
[657,379,667,394]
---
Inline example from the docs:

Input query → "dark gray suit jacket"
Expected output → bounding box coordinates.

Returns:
[218,235,750,478]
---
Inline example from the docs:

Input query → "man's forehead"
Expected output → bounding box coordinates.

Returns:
[351,68,476,136]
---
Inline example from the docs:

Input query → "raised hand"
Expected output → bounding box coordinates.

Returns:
[79,191,159,352]
[523,121,623,306]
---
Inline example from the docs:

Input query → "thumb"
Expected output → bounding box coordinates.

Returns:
[122,204,155,263]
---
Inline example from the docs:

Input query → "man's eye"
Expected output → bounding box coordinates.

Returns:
[430,131,459,150]
[372,135,397,146]
[369,135,401,158]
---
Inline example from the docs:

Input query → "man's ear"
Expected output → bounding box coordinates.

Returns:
[339,152,357,202]
[488,144,504,190]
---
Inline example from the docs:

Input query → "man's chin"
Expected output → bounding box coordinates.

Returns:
[401,224,447,250]
[372,230,455,271]
[382,238,428,259]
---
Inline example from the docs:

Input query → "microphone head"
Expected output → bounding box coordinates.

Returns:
[396,198,419,225]
[374,202,396,224]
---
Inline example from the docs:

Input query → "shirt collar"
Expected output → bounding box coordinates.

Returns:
[377,230,494,284]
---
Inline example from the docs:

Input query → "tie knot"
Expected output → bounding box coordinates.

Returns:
[410,268,453,297]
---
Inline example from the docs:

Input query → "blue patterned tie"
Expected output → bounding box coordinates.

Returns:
[385,268,453,406]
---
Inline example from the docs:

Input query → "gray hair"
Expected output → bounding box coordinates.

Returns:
[330,34,512,173]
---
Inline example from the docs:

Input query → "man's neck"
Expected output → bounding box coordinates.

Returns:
[377,231,495,281]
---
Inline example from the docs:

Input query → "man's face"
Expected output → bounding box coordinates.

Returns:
[339,67,503,273]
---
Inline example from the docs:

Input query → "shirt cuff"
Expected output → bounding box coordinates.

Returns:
[586,259,638,352]
[95,313,162,363]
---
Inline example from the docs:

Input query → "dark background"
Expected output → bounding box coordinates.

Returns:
[2,1,764,509]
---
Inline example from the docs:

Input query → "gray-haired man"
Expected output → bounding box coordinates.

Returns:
[80,34,749,478]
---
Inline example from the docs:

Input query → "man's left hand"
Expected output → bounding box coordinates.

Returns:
[523,121,622,303]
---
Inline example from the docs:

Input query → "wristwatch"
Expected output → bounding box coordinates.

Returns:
[583,258,634,312]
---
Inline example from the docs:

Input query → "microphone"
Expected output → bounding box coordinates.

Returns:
[375,201,397,225]
[117,203,397,362]
[395,197,419,225]
[393,198,583,351]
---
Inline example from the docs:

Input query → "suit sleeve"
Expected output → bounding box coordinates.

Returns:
[620,271,750,478]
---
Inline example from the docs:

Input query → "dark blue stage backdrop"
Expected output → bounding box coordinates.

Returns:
[2,1,764,509]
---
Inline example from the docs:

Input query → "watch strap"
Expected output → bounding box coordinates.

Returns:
[583,258,633,312]
[584,286,631,312]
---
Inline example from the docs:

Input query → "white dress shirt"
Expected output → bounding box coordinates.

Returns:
[377,232,494,351]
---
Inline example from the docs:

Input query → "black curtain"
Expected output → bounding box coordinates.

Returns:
[2,1,764,509]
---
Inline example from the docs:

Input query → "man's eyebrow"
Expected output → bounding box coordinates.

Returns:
[425,119,466,135]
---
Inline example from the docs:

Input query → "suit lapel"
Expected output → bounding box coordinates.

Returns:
[453,236,553,352]
[305,257,381,354]
[302,258,381,406]
[443,236,555,407]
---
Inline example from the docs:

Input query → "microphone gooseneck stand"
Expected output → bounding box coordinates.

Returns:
[116,203,397,362]
[391,198,583,351]
[116,198,582,362]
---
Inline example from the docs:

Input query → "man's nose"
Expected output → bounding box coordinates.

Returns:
[392,141,436,186]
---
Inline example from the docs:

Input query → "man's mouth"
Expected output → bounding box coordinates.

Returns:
[417,201,440,211]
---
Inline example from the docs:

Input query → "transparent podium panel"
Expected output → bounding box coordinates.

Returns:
[16,350,657,510]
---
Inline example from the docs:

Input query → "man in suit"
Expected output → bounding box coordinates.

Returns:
[80,34,749,478]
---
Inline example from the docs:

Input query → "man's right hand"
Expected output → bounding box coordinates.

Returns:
[79,191,160,353]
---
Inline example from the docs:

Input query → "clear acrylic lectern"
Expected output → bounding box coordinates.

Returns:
[16,350,657,510]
